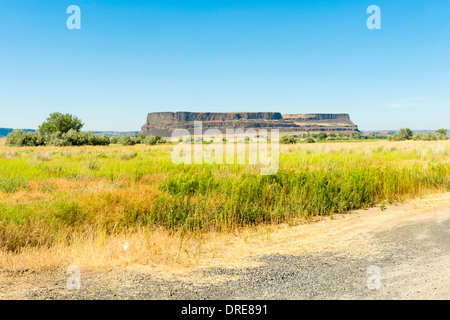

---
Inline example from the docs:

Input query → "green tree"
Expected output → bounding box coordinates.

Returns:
[399,128,413,140]
[436,128,447,135]
[38,112,84,135]
[317,132,328,140]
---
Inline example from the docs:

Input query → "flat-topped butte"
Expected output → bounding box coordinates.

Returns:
[139,112,359,137]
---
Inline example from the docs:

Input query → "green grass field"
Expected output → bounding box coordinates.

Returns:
[0,141,449,253]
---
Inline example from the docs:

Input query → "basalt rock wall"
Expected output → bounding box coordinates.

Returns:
[139,112,359,136]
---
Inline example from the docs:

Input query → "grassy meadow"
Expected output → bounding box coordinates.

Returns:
[0,139,449,270]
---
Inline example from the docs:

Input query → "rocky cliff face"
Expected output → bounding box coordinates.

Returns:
[139,112,359,137]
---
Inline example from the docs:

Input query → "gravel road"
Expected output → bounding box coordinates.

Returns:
[1,194,449,300]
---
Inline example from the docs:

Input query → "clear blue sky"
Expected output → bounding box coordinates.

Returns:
[1,0,449,131]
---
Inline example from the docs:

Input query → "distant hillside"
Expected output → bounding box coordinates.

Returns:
[362,130,449,136]
[93,131,139,137]
[0,128,139,138]
[0,128,36,138]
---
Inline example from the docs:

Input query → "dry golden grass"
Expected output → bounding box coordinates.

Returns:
[1,191,449,278]
[0,223,278,275]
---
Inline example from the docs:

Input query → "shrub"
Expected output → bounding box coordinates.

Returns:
[305,137,315,143]
[110,136,120,144]
[120,151,138,160]
[180,136,192,143]
[118,136,141,146]
[6,129,110,147]
[413,132,447,141]
[143,135,166,145]
[83,132,110,146]
[63,129,82,145]
[280,135,296,144]
[318,132,328,141]
[45,132,67,146]
[388,133,404,141]
[118,136,132,146]
[6,130,45,147]
[424,132,438,141]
